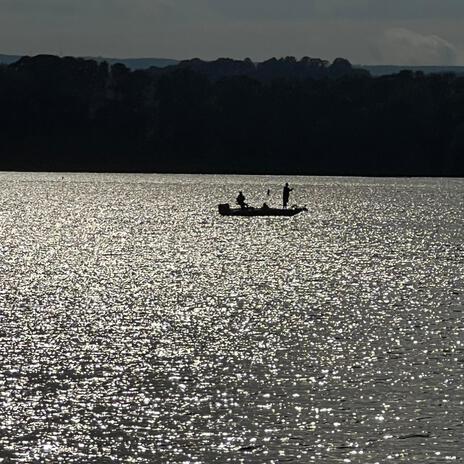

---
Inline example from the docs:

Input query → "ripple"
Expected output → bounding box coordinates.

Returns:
[0,173,463,462]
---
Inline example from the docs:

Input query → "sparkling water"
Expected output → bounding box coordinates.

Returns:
[0,173,463,463]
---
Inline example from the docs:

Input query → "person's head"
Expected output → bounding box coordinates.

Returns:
[285,183,289,187]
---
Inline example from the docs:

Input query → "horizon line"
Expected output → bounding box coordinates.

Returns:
[1,51,463,68]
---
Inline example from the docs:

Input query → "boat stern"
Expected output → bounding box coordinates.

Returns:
[218,203,231,215]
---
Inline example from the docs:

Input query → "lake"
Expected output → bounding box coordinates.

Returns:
[0,173,463,463]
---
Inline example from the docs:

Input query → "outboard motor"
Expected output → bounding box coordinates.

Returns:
[218,204,231,215]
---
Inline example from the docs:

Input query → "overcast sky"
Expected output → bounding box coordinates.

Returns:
[0,0,463,64]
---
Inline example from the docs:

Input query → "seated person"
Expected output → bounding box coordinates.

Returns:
[236,191,247,209]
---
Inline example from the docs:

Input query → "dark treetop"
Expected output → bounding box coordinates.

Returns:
[1,54,463,176]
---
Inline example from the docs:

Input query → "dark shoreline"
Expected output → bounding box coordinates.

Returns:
[2,54,464,177]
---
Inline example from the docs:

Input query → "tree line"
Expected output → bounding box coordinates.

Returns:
[0,54,463,176]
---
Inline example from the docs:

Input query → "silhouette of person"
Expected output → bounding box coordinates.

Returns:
[267,189,271,197]
[236,191,247,209]
[283,183,293,208]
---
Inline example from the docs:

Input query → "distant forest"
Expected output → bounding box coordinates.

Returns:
[1,54,463,176]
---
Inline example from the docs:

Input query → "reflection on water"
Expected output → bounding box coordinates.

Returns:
[0,173,463,463]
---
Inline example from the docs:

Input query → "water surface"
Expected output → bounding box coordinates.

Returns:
[0,173,463,463]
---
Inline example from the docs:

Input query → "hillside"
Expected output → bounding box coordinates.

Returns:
[0,54,463,176]
[0,54,177,69]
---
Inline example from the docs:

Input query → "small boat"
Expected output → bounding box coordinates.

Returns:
[218,203,307,217]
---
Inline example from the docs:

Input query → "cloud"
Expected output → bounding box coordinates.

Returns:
[379,28,459,65]
[202,0,464,21]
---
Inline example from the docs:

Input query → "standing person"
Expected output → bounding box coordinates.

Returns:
[236,191,247,209]
[282,182,293,208]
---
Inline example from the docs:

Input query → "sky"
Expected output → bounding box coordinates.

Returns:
[0,0,463,65]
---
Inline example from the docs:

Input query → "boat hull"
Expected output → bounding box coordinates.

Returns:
[218,204,306,217]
